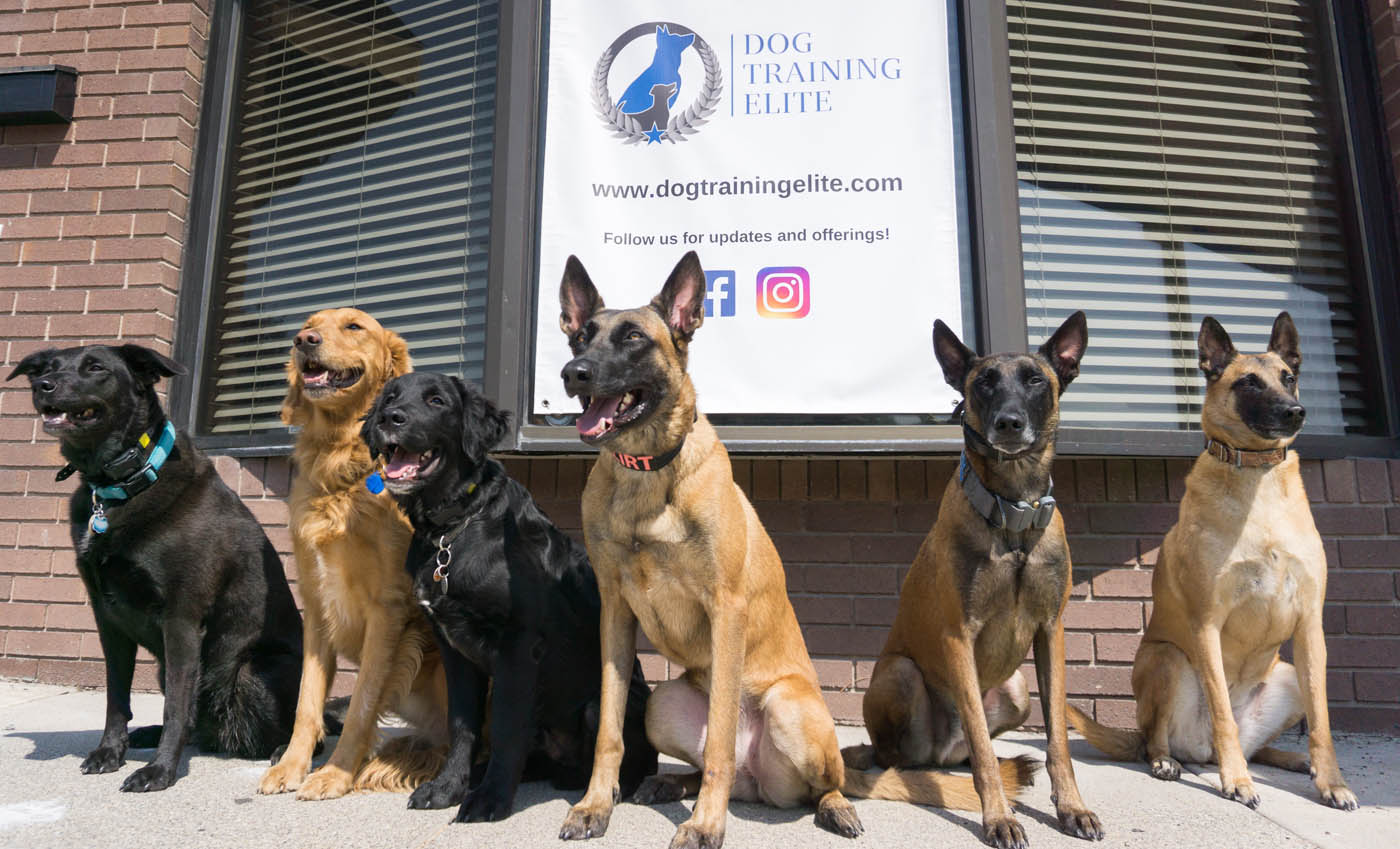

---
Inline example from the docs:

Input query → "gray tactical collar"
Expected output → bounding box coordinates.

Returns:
[957,452,1056,534]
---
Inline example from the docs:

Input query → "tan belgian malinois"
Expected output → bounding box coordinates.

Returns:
[554,252,1034,849]
[857,313,1101,849]
[1068,312,1358,812]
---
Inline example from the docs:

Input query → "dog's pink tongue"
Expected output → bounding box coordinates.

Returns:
[304,367,330,386]
[384,447,421,480]
[578,395,623,439]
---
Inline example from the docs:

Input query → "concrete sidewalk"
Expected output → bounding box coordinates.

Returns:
[0,681,1395,849]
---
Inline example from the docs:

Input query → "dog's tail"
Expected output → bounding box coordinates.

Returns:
[839,745,1038,811]
[1065,705,1145,762]
[352,735,446,793]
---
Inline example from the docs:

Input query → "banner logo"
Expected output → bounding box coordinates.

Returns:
[756,266,810,319]
[592,22,723,146]
[704,270,736,317]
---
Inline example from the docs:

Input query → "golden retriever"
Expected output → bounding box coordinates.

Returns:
[258,307,448,800]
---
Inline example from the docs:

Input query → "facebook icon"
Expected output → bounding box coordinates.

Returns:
[704,270,736,318]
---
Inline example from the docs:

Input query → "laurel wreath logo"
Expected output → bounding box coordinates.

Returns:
[591,33,723,145]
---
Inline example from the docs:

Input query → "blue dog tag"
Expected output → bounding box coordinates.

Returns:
[365,472,385,494]
[90,513,108,534]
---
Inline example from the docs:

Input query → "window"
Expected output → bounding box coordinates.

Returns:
[191,0,499,438]
[1010,0,1381,434]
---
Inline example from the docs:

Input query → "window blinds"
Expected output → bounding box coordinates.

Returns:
[199,0,498,435]
[1010,0,1374,433]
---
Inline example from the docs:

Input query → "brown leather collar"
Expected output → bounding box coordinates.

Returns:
[1204,438,1287,468]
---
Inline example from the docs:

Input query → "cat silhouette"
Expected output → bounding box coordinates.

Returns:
[617,25,694,115]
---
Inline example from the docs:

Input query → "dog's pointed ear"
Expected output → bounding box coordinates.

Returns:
[280,352,309,427]
[117,344,186,388]
[560,255,604,337]
[1198,316,1237,383]
[1268,311,1301,374]
[1037,311,1088,393]
[453,377,512,462]
[932,319,976,394]
[382,328,412,379]
[7,348,58,382]
[652,251,706,342]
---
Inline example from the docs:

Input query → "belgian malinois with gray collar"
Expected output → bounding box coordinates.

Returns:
[857,312,1101,849]
[555,252,1034,849]
[1068,312,1358,812]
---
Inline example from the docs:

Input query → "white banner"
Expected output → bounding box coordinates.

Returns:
[533,0,963,416]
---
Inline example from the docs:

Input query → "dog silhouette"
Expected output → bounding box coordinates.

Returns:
[629,82,676,133]
[617,25,694,115]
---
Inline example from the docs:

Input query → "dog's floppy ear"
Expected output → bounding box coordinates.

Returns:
[1197,316,1237,383]
[359,386,389,461]
[453,377,512,462]
[1267,311,1301,374]
[651,251,705,342]
[6,348,58,382]
[932,319,976,394]
[1037,310,1088,393]
[381,328,412,379]
[560,255,604,336]
[117,344,186,388]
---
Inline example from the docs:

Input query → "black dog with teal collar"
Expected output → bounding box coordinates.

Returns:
[8,345,306,792]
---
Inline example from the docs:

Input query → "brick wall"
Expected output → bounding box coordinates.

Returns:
[1372,0,1400,204]
[1,0,1399,736]
[0,0,208,685]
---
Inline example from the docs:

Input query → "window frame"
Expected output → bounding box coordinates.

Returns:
[175,0,1400,459]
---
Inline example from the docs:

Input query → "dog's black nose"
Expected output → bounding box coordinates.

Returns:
[295,329,321,348]
[35,377,56,393]
[561,360,593,393]
[994,413,1025,433]
[386,408,408,427]
[1288,405,1306,425]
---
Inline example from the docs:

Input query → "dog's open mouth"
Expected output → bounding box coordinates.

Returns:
[40,405,100,432]
[576,389,650,444]
[301,360,363,395]
[382,445,441,484]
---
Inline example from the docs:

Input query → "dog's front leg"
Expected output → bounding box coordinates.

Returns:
[945,629,1024,849]
[261,599,336,794]
[121,617,200,792]
[81,614,137,776]
[560,591,638,840]
[455,638,541,823]
[298,612,403,800]
[1293,607,1357,809]
[409,641,487,810]
[673,596,745,849]
[1190,625,1256,807]
[1032,621,1103,841]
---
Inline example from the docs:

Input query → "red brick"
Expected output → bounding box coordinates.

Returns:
[117,47,188,72]
[1299,460,1326,503]
[55,263,125,287]
[1075,460,1106,502]
[68,165,140,189]
[1329,571,1395,601]
[1389,506,1400,535]
[0,166,66,190]
[791,595,852,625]
[751,460,778,500]
[773,534,852,564]
[81,72,154,96]
[895,460,926,501]
[1066,665,1132,696]
[49,313,121,338]
[1356,459,1391,502]
[55,7,126,30]
[29,189,98,213]
[0,603,45,628]
[1095,633,1140,663]
[1311,505,1388,536]
[1105,458,1135,502]
[38,143,108,167]
[849,533,922,564]
[0,12,55,34]
[1338,539,1398,569]
[1347,606,1400,634]
[20,238,93,263]
[1355,671,1400,702]
[0,657,39,679]
[803,564,897,595]
[44,603,95,631]
[19,30,85,53]
[87,27,156,50]
[1323,459,1357,503]
[99,187,173,211]
[125,4,197,26]
[32,658,103,688]
[0,494,61,520]
[73,117,143,142]
[70,96,114,119]
[4,629,81,657]
[838,460,866,500]
[62,213,134,237]
[1326,635,1400,667]
[121,312,173,338]
[0,215,62,238]
[802,625,887,657]
[804,503,893,533]
[823,690,864,724]
[1328,706,1400,733]
[1069,535,1137,566]
[1063,600,1142,630]
[868,460,895,501]
[1087,503,1178,534]
[1091,569,1153,598]
[895,502,937,534]
[15,289,86,313]
[852,596,898,626]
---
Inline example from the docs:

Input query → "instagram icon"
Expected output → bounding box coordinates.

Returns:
[756,266,810,319]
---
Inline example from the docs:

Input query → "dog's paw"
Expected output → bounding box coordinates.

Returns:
[1057,807,1104,841]
[80,746,126,775]
[559,799,613,840]
[295,765,353,801]
[632,774,689,806]
[668,821,725,849]
[454,785,514,823]
[258,759,307,794]
[814,794,864,838]
[1319,783,1358,811]
[1149,756,1181,781]
[981,816,1029,849]
[409,775,467,810]
[1222,777,1260,809]
[120,763,174,793]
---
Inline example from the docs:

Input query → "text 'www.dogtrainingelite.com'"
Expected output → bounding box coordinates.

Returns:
[590,172,904,202]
